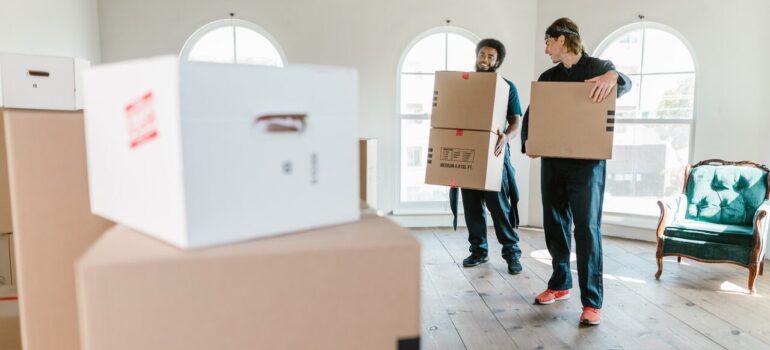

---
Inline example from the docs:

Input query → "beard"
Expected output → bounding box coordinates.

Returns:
[475,63,497,72]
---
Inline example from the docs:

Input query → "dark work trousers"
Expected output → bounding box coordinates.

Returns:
[541,157,606,309]
[461,145,521,261]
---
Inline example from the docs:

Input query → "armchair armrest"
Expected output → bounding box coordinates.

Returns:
[753,200,770,260]
[656,194,687,239]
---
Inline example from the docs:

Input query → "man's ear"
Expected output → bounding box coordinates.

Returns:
[558,35,566,44]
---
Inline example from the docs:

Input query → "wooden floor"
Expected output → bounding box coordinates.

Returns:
[414,227,770,350]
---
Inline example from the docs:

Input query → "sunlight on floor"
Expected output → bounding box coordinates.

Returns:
[530,249,646,284]
[717,281,757,296]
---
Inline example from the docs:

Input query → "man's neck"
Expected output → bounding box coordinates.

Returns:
[561,51,582,69]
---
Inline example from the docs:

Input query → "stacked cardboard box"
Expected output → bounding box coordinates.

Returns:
[83,56,360,249]
[75,56,421,349]
[526,82,617,159]
[425,71,510,191]
[75,214,420,350]
[4,110,113,350]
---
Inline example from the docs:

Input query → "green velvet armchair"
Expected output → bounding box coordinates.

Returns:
[655,159,770,294]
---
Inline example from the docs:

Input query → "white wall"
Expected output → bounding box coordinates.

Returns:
[0,0,101,62]
[529,0,770,228]
[96,0,539,223]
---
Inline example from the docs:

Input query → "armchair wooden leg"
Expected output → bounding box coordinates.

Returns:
[749,264,759,295]
[677,257,682,263]
[655,250,663,280]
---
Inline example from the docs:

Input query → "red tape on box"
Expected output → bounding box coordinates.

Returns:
[462,72,470,80]
[455,129,464,136]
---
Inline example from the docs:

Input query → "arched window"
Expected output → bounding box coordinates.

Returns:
[181,19,286,66]
[595,23,696,216]
[397,27,479,209]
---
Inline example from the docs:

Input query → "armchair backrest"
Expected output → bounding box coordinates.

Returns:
[684,160,769,226]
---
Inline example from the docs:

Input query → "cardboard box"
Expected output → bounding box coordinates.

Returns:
[526,82,616,159]
[84,56,359,249]
[430,71,510,132]
[4,110,113,350]
[0,114,12,234]
[0,53,89,110]
[359,138,377,209]
[425,128,503,191]
[76,214,421,350]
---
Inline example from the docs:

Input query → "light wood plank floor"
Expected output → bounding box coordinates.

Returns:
[415,227,770,350]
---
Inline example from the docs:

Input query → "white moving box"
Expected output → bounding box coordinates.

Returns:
[0,53,89,110]
[83,56,360,249]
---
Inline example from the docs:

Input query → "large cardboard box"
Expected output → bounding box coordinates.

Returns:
[84,56,359,249]
[430,71,510,132]
[0,53,89,110]
[425,128,503,191]
[76,214,421,350]
[4,110,113,350]
[0,114,12,234]
[526,82,616,159]
[359,138,377,209]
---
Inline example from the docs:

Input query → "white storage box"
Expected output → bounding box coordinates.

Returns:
[83,56,360,249]
[0,53,89,110]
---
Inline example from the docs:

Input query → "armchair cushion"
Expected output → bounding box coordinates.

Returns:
[665,219,754,246]
[685,165,768,226]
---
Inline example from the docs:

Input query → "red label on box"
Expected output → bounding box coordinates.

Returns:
[455,129,464,136]
[462,72,470,80]
[124,91,158,149]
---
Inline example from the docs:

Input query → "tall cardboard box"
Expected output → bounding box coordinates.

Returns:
[425,128,503,191]
[84,56,359,249]
[0,114,12,234]
[430,71,510,132]
[526,82,616,159]
[359,138,377,209]
[76,214,421,350]
[4,110,113,350]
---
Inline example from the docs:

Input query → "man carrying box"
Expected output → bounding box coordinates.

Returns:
[521,18,632,326]
[451,38,524,275]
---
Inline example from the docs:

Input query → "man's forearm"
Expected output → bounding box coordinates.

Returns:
[505,115,521,139]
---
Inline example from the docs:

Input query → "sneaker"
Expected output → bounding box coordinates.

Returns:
[580,307,601,325]
[506,258,523,275]
[462,254,489,267]
[534,289,571,305]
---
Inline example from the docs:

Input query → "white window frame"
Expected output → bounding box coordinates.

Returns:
[394,26,479,214]
[180,18,288,66]
[594,21,699,218]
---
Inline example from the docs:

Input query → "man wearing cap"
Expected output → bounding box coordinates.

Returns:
[521,18,632,326]
[450,38,524,275]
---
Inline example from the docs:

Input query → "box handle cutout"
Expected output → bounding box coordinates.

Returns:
[27,70,50,78]
[254,114,307,133]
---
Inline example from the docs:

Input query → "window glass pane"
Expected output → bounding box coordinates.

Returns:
[639,73,695,119]
[446,33,476,71]
[400,119,448,202]
[615,75,641,119]
[642,28,695,74]
[400,73,435,115]
[188,26,235,64]
[605,123,691,215]
[234,27,283,66]
[401,33,447,73]
[599,29,643,74]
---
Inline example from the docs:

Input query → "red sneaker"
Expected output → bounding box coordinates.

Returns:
[534,289,571,305]
[580,307,601,325]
